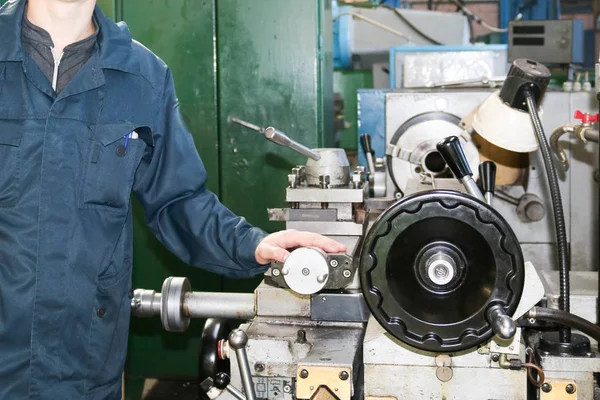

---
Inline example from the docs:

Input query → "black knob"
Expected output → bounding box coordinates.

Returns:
[360,134,373,155]
[436,136,473,180]
[479,161,497,194]
[214,372,230,390]
[499,59,551,112]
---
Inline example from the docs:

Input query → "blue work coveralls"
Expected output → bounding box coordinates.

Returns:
[0,1,268,399]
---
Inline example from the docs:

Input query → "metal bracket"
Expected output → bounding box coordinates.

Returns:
[267,253,355,292]
[296,366,352,400]
[540,379,577,399]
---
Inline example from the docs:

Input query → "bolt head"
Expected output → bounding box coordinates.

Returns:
[299,369,309,379]
[272,268,281,277]
[339,371,349,381]
[302,268,310,276]
[254,363,265,372]
[343,269,352,278]
[565,384,576,394]
[491,354,500,362]
[542,383,552,393]
[330,259,339,268]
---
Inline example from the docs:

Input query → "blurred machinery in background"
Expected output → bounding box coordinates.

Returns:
[133,57,600,399]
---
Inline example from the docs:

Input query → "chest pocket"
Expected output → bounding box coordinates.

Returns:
[80,123,147,211]
[0,120,24,208]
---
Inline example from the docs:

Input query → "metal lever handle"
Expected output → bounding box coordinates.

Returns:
[264,127,321,161]
[230,117,321,161]
[487,305,516,340]
[479,161,497,206]
[360,134,376,174]
[228,330,256,400]
[437,136,473,180]
[201,373,246,400]
[214,373,246,400]
[437,136,485,202]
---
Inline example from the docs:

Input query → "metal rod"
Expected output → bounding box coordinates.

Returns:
[287,140,322,162]
[485,192,493,207]
[226,385,247,400]
[460,176,486,202]
[230,117,264,133]
[184,292,255,320]
[235,347,255,400]
[229,330,256,400]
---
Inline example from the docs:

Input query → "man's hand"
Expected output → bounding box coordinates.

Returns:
[255,230,347,265]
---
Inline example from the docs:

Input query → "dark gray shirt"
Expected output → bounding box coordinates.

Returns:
[21,14,98,93]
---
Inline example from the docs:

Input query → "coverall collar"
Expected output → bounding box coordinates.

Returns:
[0,0,139,77]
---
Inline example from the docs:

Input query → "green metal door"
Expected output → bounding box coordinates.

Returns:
[217,0,334,236]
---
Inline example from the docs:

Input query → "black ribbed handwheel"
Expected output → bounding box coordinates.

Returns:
[199,319,231,387]
[358,190,524,352]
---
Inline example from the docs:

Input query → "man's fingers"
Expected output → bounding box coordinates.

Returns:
[257,244,290,264]
[280,231,347,253]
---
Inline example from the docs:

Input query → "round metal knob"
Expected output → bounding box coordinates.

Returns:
[282,248,330,295]
[228,329,249,350]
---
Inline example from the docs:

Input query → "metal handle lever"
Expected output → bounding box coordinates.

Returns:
[229,117,321,161]
[479,161,497,206]
[201,373,246,400]
[360,134,376,174]
[215,373,247,400]
[264,127,321,161]
[228,330,257,400]
[437,136,485,202]
[487,305,516,340]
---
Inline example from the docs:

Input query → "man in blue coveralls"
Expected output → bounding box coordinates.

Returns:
[0,0,347,398]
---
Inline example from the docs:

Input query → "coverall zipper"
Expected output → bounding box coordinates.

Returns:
[50,46,63,92]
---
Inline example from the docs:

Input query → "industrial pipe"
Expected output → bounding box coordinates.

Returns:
[528,307,600,344]
[550,124,575,170]
[550,125,599,171]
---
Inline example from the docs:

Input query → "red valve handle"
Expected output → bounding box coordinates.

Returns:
[574,110,599,124]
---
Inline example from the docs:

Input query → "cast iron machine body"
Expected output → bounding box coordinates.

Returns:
[132,59,600,399]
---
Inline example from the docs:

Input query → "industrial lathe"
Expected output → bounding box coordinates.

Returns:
[132,59,600,399]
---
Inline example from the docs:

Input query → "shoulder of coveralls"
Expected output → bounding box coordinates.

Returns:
[97,6,170,95]
[127,35,171,93]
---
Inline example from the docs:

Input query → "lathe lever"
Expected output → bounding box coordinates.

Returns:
[437,136,486,202]
[228,329,257,400]
[479,161,497,206]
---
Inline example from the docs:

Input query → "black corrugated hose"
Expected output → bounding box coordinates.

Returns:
[525,91,571,343]
[529,307,600,344]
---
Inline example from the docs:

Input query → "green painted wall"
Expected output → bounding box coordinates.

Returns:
[217,0,334,235]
